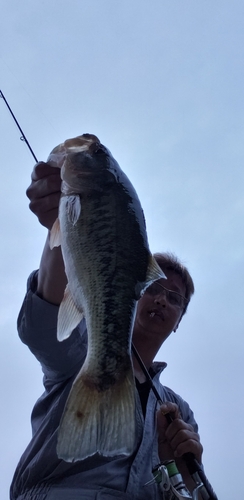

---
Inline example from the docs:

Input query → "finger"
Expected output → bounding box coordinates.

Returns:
[168,427,199,448]
[29,191,61,214]
[31,162,61,181]
[174,436,203,463]
[165,423,203,463]
[165,419,194,441]
[26,174,61,201]
[159,402,180,418]
[157,402,181,431]
[29,192,60,229]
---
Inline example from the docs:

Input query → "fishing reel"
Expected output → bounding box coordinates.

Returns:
[147,460,208,500]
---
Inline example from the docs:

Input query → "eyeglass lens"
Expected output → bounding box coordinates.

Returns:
[146,282,184,308]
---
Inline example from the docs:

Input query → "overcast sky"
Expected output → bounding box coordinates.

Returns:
[1,1,244,498]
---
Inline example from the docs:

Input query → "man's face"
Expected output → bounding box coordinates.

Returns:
[133,269,187,345]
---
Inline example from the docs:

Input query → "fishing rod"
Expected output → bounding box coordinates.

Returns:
[132,343,218,500]
[0,89,38,162]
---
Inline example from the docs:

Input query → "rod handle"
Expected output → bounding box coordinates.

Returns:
[183,452,218,500]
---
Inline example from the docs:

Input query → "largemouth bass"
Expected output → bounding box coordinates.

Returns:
[48,133,165,462]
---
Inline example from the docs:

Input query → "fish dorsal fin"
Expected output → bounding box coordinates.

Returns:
[66,195,82,225]
[57,284,84,341]
[146,254,167,283]
[50,218,61,249]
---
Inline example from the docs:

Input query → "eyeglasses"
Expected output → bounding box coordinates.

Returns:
[145,281,188,309]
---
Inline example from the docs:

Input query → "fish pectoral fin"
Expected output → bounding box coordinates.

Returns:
[57,284,84,341]
[57,367,136,462]
[135,254,167,299]
[145,254,167,287]
[147,254,167,280]
[66,195,81,225]
[50,218,61,248]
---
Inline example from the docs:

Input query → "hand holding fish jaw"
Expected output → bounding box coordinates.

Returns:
[26,161,62,230]
[26,161,67,305]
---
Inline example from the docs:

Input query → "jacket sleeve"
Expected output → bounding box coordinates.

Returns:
[17,271,87,389]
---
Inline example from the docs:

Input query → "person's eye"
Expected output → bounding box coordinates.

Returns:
[169,293,180,306]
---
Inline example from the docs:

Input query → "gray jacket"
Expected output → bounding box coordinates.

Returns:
[10,272,199,500]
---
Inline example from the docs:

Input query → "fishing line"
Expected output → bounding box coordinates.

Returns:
[132,343,163,404]
[132,343,218,500]
[0,89,38,162]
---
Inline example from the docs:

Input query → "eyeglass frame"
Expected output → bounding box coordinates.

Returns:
[145,281,189,309]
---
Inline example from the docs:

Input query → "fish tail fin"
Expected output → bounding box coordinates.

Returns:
[57,368,136,462]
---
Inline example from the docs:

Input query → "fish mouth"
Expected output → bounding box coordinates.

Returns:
[74,171,94,177]
[149,309,165,321]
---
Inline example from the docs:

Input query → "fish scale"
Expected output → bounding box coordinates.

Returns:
[48,133,165,462]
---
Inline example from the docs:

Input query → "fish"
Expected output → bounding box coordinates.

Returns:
[47,133,165,462]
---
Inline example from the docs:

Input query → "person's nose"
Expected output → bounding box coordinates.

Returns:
[153,290,167,307]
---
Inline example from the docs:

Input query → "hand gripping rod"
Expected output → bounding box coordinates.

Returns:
[132,343,218,500]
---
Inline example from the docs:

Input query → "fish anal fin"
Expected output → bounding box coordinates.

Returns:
[66,195,81,225]
[50,218,61,249]
[57,368,136,461]
[57,284,84,341]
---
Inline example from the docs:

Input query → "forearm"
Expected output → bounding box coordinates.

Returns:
[37,233,67,305]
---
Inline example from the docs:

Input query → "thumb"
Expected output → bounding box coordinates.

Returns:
[157,402,181,435]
